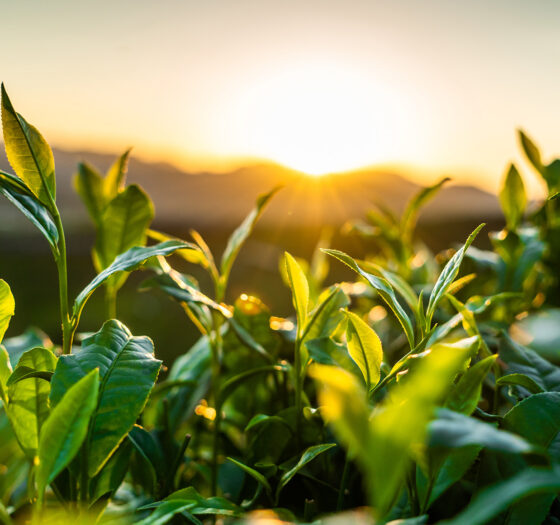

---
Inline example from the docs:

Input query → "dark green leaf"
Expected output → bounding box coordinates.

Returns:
[441,467,560,525]
[226,457,272,499]
[0,170,58,247]
[429,409,534,454]
[496,373,544,395]
[50,320,162,476]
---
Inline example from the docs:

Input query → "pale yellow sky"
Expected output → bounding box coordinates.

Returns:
[2,1,560,196]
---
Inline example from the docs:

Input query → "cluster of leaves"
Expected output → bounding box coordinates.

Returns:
[1,88,560,525]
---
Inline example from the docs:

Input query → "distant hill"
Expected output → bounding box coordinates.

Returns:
[0,147,502,236]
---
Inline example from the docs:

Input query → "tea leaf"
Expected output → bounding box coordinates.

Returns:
[284,252,309,337]
[441,467,560,525]
[324,249,415,349]
[343,310,383,390]
[6,347,56,387]
[103,148,130,200]
[275,443,336,501]
[220,187,279,284]
[445,355,497,415]
[50,320,162,476]
[496,373,544,394]
[0,280,15,343]
[426,224,484,327]
[36,369,99,497]
[227,457,273,499]
[73,162,104,226]
[73,240,190,321]
[429,409,534,454]
[1,84,55,206]
[93,184,154,289]
[499,164,526,230]
[0,170,59,248]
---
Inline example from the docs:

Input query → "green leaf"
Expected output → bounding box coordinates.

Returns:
[426,224,484,326]
[103,148,130,200]
[94,184,154,271]
[148,229,210,270]
[301,285,349,343]
[136,500,195,525]
[496,373,544,394]
[445,355,497,415]
[499,334,560,392]
[0,170,58,248]
[502,392,560,460]
[499,164,526,230]
[324,249,415,349]
[284,252,309,338]
[0,280,15,343]
[275,443,336,501]
[220,186,279,282]
[425,446,482,508]
[73,162,104,225]
[7,372,50,458]
[164,486,242,516]
[519,129,545,176]
[6,347,57,387]
[311,343,470,516]
[50,320,162,476]
[72,240,189,321]
[36,370,99,497]
[343,310,383,390]
[226,457,272,500]
[1,84,55,206]
[89,438,133,502]
[441,467,560,525]
[429,409,534,454]
[401,177,450,240]
[0,346,12,404]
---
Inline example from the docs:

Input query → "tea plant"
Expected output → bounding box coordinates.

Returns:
[1,87,560,525]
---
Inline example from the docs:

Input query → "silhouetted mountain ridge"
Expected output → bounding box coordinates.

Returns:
[0,147,501,236]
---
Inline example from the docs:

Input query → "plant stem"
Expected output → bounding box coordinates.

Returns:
[105,285,117,320]
[210,309,223,496]
[337,453,351,511]
[294,338,302,447]
[51,207,73,354]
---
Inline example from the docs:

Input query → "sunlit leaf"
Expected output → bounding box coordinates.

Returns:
[0,280,15,343]
[220,187,280,283]
[499,164,526,230]
[103,148,130,200]
[324,249,415,349]
[1,84,55,206]
[426,224,484,326]
[73,162,104,225]
[343,310,383,390]
[284,252,309,338]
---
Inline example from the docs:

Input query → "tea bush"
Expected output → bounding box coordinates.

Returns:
[1,86,560,524]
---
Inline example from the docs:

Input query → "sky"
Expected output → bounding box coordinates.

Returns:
[1,0,560,195]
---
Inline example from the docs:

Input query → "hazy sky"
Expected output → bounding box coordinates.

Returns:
[2,1,560,194]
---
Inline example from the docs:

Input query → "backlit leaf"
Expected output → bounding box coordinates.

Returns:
[499,164,526,230]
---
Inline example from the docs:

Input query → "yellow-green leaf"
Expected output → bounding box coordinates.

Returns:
[1,84,55,206]
[0,280,15,343]
[284,252,309,337]
[344,310,383,390]
[499,164,526,230]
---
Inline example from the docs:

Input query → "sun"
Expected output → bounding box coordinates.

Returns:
[241,62,409,176]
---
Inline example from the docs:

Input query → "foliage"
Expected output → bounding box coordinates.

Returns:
[1,88,560,524]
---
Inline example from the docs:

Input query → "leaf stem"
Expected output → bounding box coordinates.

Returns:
[210,309,223,496]
[294,338,303,447]
[51,207,73,354]
[105,285,117,320]
[337,453,351,511]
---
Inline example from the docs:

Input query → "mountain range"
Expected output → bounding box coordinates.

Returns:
[0,147,502,237]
